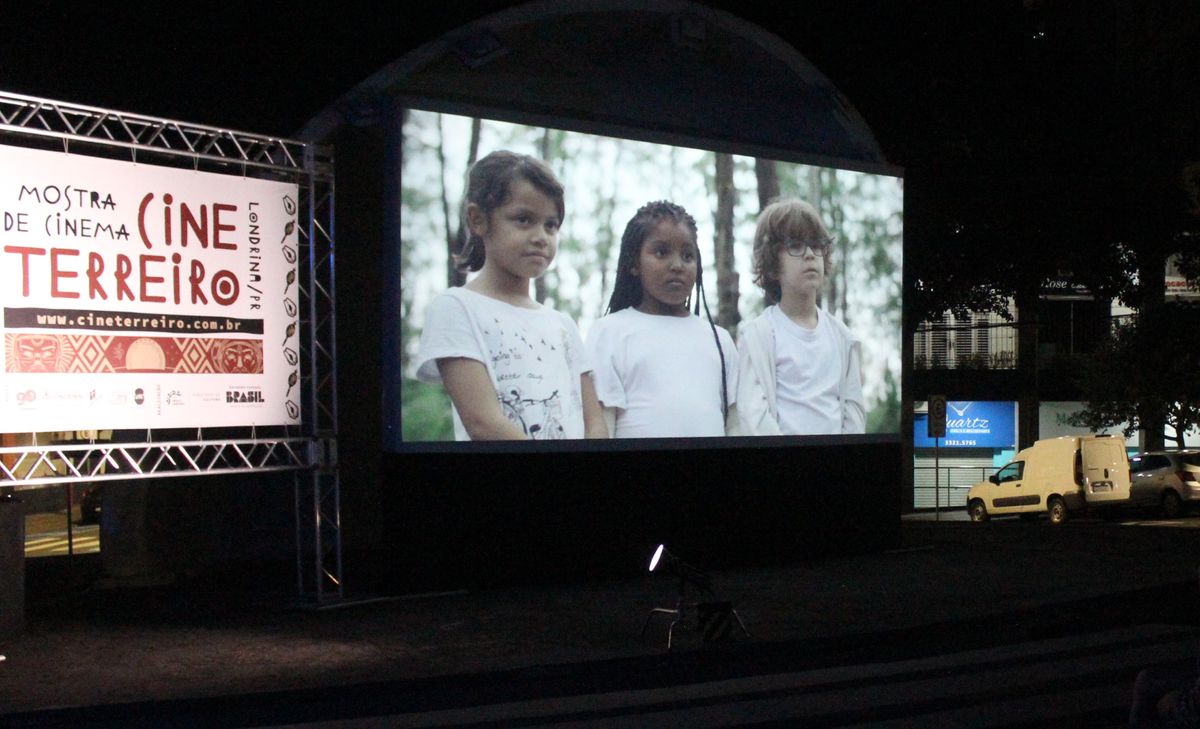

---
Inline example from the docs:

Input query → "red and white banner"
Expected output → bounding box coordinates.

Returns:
[0,144,301,430]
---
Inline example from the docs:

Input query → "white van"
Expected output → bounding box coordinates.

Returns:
[966,435,1131,523]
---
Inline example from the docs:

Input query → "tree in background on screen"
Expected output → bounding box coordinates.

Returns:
[399,112,902,440]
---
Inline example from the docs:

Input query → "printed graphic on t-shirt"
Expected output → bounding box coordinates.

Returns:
[481,315,573,439]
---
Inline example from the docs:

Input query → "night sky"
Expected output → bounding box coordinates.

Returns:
[3,1,1197,303]
[6,0,1177,157]
[1,2,517,137]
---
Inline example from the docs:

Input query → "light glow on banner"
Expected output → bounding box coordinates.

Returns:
[0,144,300,430]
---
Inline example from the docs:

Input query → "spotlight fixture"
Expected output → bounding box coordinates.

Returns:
[647,543,712,594]
[641,544,747,651]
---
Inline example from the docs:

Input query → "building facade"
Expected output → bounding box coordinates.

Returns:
[908,287,1142,512]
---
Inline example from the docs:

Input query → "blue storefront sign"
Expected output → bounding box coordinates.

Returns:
[914,401,1016,448]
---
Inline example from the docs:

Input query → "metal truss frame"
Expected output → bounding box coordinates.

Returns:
[0,91,341,604]
[0,438,314,484]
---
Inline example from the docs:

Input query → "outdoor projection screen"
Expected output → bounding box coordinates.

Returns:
[395,106,902,450]
[0,144,302,430]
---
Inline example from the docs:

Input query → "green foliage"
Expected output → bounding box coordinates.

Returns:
[911,277,1014,326]
[866,366,901,433]
[401,378,454,442]
[1067,303,1200,446]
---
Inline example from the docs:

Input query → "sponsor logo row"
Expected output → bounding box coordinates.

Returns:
[10,387,266,409]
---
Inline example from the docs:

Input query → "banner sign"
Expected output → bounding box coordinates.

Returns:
[0,144,301,430]
[1166,254,1200,300]
[1040,278,1091,299]
[914,401,1016,448]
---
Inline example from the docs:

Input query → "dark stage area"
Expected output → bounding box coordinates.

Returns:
[387,440,902,589]
[4,519,1199,727]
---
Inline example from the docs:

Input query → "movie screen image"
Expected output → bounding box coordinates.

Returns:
[395,107,902,449]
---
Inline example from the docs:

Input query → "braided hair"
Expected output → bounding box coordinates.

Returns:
[605,201,730,419]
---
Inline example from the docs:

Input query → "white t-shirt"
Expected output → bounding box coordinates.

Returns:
[770,304,843,435]
[585,308,737,438]
[415,287,590,440]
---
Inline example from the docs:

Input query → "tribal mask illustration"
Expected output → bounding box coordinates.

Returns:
[10,334,62,372]
[213,340,263,374]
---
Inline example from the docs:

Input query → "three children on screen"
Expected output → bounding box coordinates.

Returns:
[415,151,866,440]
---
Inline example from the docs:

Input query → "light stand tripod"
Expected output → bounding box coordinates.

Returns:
[641,545,748,651]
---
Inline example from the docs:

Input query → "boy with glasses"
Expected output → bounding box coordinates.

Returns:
[737,198,865,435]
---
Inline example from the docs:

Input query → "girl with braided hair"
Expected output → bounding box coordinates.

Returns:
[585,201,739,438]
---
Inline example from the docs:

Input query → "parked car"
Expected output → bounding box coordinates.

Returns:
[967,435,1131,523]
[1129,450,1200,518]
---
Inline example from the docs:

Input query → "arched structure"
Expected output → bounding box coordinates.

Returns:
[302,0,904,588]
[302,0,888,168]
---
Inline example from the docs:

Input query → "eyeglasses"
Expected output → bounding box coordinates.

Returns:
[781,237,835,257]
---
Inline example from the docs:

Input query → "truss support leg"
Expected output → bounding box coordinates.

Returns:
[294,461,342,606]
